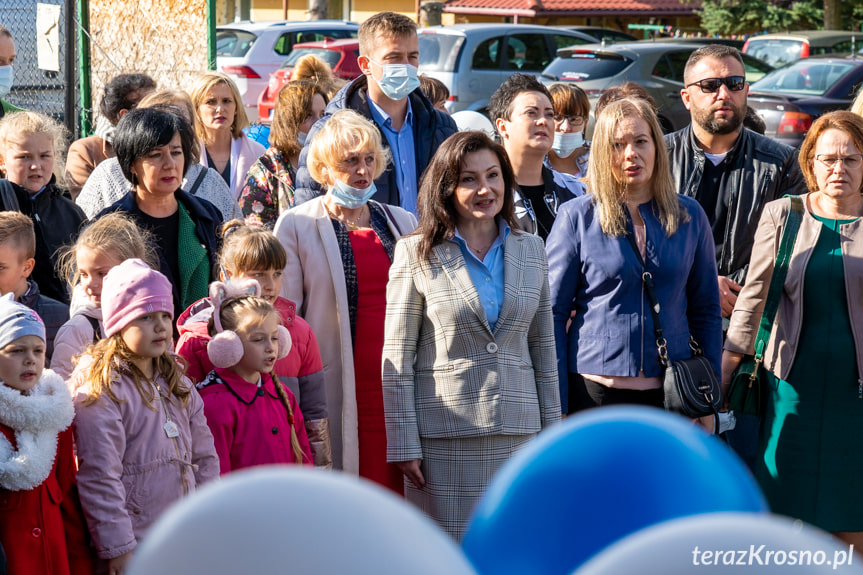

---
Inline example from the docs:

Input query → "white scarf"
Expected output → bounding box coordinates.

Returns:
[0,369,74,491]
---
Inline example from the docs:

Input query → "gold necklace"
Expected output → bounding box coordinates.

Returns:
[325,202,368,230]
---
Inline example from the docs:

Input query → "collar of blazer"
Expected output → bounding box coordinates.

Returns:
[431,232,527,336]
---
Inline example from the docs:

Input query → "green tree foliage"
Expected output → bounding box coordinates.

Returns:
[688,0,862,35]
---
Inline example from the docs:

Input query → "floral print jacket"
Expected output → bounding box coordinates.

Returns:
[239,147,296,227]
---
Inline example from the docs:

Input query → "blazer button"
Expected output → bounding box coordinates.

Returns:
[272,427,279,435]
[31,527,41,538]
[486,342,498,353]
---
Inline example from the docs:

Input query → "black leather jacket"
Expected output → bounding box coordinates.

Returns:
[665,125,807,284]
[514,165,584,240]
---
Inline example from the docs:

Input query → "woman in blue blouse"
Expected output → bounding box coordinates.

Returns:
[546,97,722,415]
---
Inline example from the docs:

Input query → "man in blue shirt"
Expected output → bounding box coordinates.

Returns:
[293,12,457,214]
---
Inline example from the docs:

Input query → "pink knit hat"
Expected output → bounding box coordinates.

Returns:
[101,258,174,337]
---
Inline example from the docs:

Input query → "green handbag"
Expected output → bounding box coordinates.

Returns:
[728,195,803,416]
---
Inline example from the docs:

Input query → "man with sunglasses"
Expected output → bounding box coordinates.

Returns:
[665,44,806,469]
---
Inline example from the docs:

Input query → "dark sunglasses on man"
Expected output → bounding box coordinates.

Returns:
[685,76,746,93]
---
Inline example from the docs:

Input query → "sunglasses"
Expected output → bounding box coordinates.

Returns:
[685,76,746,93]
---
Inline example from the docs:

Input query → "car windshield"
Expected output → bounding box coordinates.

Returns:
[744,39,803,68]
[541,51,632,82]
[281,48,342,69]
[418,33,465,72]
[750,60,856,96]
[216,30,257,58]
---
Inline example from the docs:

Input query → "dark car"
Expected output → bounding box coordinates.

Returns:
[748,55,863,147]
[557,26,637,44]
[541,42,773,133]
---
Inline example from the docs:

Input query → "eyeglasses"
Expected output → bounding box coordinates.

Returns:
[815,154,863,169]
[685,76,746,93]
[553,114,587,127]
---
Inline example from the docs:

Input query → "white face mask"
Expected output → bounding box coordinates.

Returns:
[0,65,12,99]
[551,131,584,158]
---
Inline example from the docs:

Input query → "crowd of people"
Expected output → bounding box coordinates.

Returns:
[0,11,861,573]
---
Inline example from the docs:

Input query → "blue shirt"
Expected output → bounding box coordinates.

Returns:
[452,221,510,331]
[369,98,417,215]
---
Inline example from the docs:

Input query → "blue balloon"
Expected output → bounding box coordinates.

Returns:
[462,407,767,575]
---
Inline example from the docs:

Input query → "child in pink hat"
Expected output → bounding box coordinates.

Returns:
[70,259,219,573]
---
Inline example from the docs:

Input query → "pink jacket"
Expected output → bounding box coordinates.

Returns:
[199,368,312,473]
[175,297,327,420]
[71,357,219,559]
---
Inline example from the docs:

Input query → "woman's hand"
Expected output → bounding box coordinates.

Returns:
[108,551,133,575]
[396,459,425,489]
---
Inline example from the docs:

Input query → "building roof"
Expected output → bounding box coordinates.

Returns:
[443,0,698,17]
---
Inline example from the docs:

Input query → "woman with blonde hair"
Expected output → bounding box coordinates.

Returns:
[723,111,863,545]
[190,71,266,199]
[547,97,722,415]
[76,89,240,221]
[238,80,329,226]
[274,109,416,491]
[293,54,337,97]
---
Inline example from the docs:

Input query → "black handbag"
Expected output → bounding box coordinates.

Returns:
[625,225,722,431]
[727,195,803,416]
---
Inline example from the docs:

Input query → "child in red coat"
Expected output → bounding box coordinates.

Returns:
[197,280,312,473]
[176,220,330,467]
[0,294,94,574]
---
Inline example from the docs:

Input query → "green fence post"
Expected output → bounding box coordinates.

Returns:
[207,0,216,70]
[77,0,92,136]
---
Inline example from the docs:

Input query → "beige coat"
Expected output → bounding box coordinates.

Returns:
[725,193,863,380]
[65,135,114,200]
[273,198,417,472]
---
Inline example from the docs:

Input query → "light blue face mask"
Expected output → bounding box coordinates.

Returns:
[330,179,377,209]
[369,60,420,101]
[552,131,584,158]
[0,66,13,99]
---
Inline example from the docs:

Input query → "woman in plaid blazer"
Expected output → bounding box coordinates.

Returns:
[382,131,562,540]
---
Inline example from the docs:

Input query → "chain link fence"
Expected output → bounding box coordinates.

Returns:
[0,0,73,133]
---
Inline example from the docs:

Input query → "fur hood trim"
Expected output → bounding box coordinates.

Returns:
[0,369,74,490]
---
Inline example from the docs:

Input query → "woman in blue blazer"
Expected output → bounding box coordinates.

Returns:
[383,132,561,540]
[546,97,722,415]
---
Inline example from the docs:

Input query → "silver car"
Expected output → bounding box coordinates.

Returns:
[418,24,597,113]
[540,42,773,133]
[216,20,358,122]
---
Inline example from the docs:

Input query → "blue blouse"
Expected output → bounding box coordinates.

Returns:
[453,221,510,331]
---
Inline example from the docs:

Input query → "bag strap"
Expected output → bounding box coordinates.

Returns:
[186,167,208,198]
[381,203,405,237]
[752,195,803,362]
[86,315,101,344]
[624,225,677,366]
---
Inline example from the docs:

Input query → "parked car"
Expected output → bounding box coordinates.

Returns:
[557,26,637,44]
[639,36,745,50]
[748,55,863,147]
[417,24,598,113]
[216,20,358,122]
[257,38,360,122]
[742,31,861,68]
[540,41,773,133]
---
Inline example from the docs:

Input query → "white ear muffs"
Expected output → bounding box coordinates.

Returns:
[277,325,292,360]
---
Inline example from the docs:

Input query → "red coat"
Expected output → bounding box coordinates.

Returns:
[0,424,95,575]
[199,368,313,473]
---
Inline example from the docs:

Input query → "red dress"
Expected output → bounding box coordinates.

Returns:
[349,229,403,495]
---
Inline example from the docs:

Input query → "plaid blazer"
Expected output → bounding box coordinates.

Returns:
[383,231,561,462]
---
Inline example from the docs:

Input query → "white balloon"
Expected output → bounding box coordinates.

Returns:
[575,512,863,575]
[452,110,496,138]
[127,467,478,575]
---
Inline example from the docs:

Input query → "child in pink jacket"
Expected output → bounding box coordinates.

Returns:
[72,259,219,573]
[197,279,312,473]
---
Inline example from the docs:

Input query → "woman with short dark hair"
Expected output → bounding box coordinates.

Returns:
[95,107,222,322]
[382,131,560,540]
[547,83,590,178]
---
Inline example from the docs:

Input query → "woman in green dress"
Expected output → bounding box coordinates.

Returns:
[722,110,863,547]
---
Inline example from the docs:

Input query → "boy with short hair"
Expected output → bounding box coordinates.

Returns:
[0,211,69,364]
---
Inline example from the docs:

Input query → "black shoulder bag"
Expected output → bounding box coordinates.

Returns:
[625,226,723,432]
